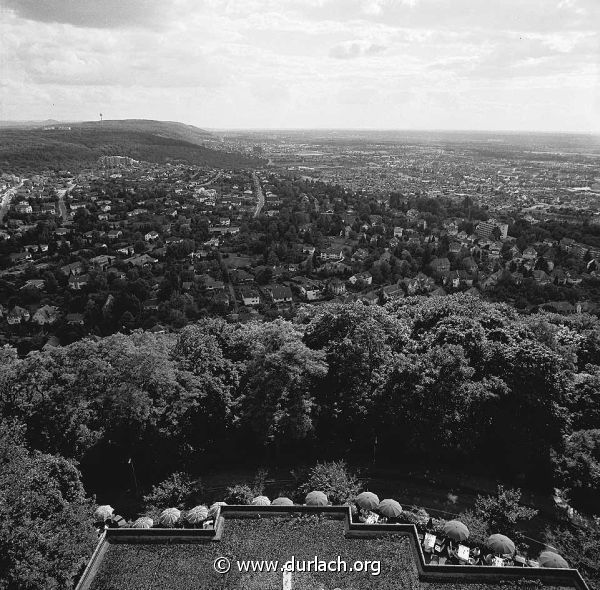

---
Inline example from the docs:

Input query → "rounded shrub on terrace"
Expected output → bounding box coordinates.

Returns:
[158,508,181,528]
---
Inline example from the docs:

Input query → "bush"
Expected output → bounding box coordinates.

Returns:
[225,484,255,505]
[143,472,203,512]
[399,508,430,530]
[472,485,538,539]
[457,509,491,546]
[225,469,268,505]
[296,461,362,504]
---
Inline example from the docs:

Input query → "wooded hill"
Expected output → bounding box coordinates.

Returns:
[0,119,264,173]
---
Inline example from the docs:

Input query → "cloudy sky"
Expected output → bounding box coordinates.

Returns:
[0,0,598,132]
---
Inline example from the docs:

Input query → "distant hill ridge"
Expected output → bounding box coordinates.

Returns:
[0,119,263,173]
[71,119,214,143]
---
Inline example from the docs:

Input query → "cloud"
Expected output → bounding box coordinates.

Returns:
[0,0,171,29]
[329,40,387,59]
[0,0,598,131]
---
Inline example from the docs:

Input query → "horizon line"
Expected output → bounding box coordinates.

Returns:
[1,119,598,136]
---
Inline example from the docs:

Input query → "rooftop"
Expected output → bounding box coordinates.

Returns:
[78,507,588,590]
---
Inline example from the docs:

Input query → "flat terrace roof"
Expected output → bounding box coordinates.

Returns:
[76,505,589,590]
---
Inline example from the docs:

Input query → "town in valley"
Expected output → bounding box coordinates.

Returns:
[1,126,599,353]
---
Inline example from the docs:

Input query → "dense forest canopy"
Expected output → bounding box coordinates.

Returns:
[2,293,600,512]
[0,122,264,173]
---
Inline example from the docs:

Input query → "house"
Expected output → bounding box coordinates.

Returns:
[348,271,372,286]
[238,287,260,306]
[488,242,503,258]
[566,273,583,286]
[23,279,45,290]
[55,227,69,236]
[66,313,85,325]
[327,278,346,296]
[117,245,136,256]
[7,306,30,324]
[124,254,158,268]
[142,298,160,311]
[550,269,567,285]
[522,247,538,261]
[68,273,89,290]
[430,257,451,274]
[381,283,403,300]
[61,261,84,276]
[230,269,254,284]
[532,269,550,285]
[509,246,522,259]
[462,257,479,273]
[393,227,403,237]
[14,201,33,214]
[89,255,115,271]
[480,270,508,290]
[144,230,160,242]
[32,305,59,325]
[294,277,323,301]
[264,284,293,304]
[107,267,126,279]
[319,247,344,261]
[199,275,225,291]
[9,251,32,264]
[402,273,435,295]
[444,270,466,289]
[212,291,230,309]
[108,230,123,240]
[352,248,369,262]
[512,272,524,285]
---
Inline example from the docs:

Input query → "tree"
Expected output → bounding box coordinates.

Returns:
[553,429,600,512]
[472,485,538,538]
[0,421,96,590]
[234,320,327,446]
[143,471,203,513]
[296,461,362,504]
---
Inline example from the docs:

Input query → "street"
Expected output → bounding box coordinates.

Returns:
[252,172,264,218]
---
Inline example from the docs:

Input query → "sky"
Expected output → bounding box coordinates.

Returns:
[0,0,598,132]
